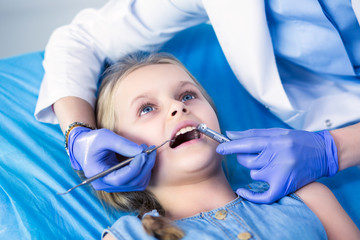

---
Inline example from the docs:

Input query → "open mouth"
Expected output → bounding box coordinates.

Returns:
[170,127,201,149]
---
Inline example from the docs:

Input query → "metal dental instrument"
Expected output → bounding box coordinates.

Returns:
[197,123,230,143]
[57,139,172,195]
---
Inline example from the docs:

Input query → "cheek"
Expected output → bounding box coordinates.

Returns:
[119,123,163,147]
[116,112,159,144]
[197,104,220,132]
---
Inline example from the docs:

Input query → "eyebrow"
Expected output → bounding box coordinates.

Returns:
[179,81,197,89]
[129,81,198,107]
[130,94,151,108]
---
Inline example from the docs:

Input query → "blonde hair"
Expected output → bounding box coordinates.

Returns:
[95,52,216,240]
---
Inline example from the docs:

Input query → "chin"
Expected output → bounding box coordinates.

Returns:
[152,143,222,183]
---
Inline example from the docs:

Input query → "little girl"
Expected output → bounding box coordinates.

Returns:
[93,53,359,239]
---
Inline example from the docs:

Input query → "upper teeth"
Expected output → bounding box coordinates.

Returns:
[175,126,196,137]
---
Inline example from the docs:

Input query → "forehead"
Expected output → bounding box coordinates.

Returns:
[124,63,193,85]
[113,64,200,113]
[115,64,196,95]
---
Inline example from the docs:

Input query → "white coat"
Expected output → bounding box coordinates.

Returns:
[35,0,360,131]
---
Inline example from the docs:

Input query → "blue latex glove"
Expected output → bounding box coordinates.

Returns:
[216,128,338,204]
[67,127,156,192]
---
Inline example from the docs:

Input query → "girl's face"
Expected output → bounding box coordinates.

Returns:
[113,64,222,187]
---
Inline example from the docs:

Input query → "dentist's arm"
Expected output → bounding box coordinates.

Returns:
[54,97,95,133]
[330,122,360,171]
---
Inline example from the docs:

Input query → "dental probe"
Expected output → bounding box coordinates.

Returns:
[57,139,172,195]
[197,123,230,143]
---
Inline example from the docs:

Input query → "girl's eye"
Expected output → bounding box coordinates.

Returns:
[139,104,154,116]
[181,92,196,102]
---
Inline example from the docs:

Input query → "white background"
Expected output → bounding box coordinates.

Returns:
[0,0,108,58]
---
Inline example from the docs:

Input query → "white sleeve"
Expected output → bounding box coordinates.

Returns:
[353,0,360,25]
[35,0,208,124]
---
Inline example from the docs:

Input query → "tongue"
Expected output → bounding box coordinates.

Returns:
[170,130,200,148]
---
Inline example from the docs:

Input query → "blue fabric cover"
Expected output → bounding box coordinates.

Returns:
[0,24,359,239]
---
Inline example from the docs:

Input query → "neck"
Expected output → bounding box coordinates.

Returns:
[149,169,237,220]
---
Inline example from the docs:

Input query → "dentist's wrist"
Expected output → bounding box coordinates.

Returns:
[320,130,338,176]
[64,122,95,155]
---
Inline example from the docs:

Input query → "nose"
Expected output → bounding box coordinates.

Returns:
[169,101,188,118]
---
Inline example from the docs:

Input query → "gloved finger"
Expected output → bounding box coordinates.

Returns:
[91,179,139,192]
[94,147,155,189]
[140,149,157,173]
[216,137,267,155]
[235,154,264,169]
[101,152,148,186]
[236,187,281,204]
[240,148,281,171]
[124,149,157,189]
[99,152,155,191]
[226,128,288,140]
[97,129,144,157]
[249,167,275,182]
[134,174,152,191]
[140,144,148,152]
[90,179,112,191]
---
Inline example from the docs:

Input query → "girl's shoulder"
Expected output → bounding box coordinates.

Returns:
[295,181,333,205]
[296,182,360,239]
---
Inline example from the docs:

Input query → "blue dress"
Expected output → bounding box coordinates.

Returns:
[102,183,327,239]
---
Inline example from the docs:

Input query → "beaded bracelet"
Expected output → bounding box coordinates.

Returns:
[64,122,95,155]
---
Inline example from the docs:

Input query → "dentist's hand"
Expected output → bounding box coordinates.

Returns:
[67,127,156,192]
[216,128,338,204]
